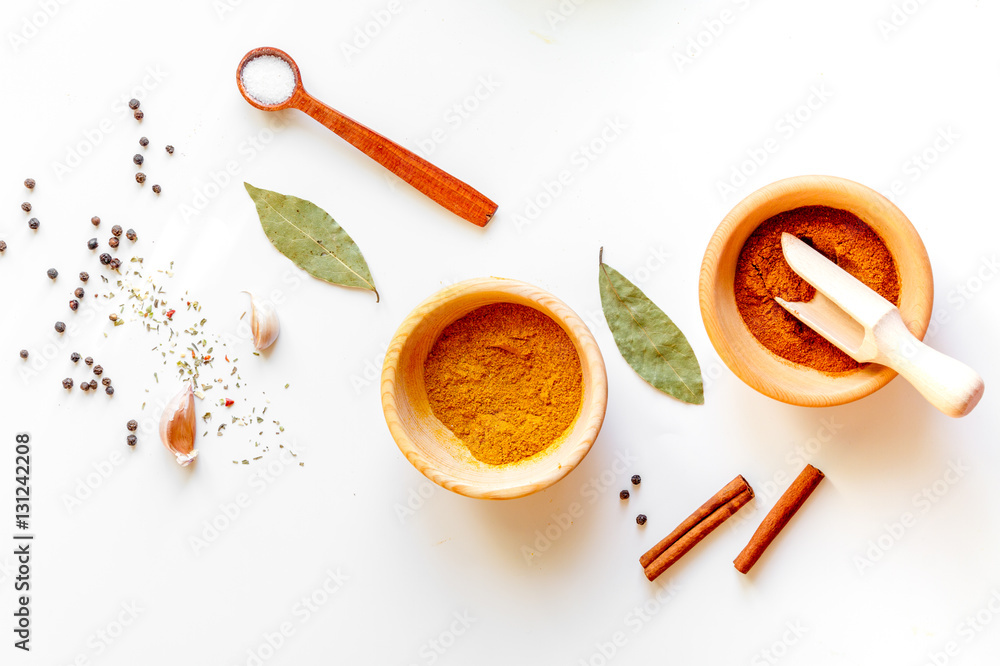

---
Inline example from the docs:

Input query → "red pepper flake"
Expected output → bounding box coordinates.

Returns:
[225,399,234,407]
[203,355,212,362]
[166,309,176,319]
[225,355,229,362]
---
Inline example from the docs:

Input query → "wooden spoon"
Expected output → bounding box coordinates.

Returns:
[776,233,984,417]
[236,47,498,227]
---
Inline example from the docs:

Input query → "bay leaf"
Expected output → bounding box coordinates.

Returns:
[598,248,704,404]
[244,183,379,301]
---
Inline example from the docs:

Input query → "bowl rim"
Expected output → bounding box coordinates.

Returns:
[381,277,609,499]
[699,174,934,407]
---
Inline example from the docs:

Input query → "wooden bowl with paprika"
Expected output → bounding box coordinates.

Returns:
[382,278,608,499]
[700,175,934,408]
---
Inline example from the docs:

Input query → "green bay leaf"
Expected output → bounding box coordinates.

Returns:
[244,183,379,301]
[598,248,704,404]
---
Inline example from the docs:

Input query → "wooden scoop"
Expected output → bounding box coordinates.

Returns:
[236,47,497,227]
[776,233,984,417]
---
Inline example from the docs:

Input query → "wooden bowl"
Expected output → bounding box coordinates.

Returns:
[699,175,934,407]
[381,278,608,499]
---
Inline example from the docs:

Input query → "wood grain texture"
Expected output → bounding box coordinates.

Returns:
[237,47,497,227]
[381,278,608,500]
[698,175,934,408]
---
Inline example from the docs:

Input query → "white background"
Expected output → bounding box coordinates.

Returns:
[2,0,999,664]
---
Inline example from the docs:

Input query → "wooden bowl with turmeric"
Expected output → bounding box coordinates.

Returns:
[700,175,934,408]
[381,278,608,499]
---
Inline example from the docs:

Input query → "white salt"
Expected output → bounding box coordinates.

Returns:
[241,55,296,105]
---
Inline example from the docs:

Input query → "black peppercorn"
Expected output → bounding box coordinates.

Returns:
[87,238,99,250]
[126,434,137,446]
[91,216,101,227]
[631,475,641,486]
[47,267,58,279]
[139,137,148,147]
[62,378,73,389]
[126,229,137,241]
[71,352,81,363]
[93,365,103,376]
[128,98,140,110]
[84,356,93,366]
[165,145,174,154]
[109,258,121,270]
[79,271,89,282]
[620,489,630,500]
[135,172,146,184]
[24,178,35,189]
[69,299,79,311]
[0,240,6,252]
[127,419,138,432]
[134,110,143,121]
[152,184,161,194]
[19,350,28,359]
[105,386,114,396]
[109,237,119,249]
[54,321,66,333]
[81,382,90,392]
[21,202,31,212]
[74,287,84,299]
[102,377,111,387]
[111,224,122,237]
[89,380,98,390]
[133,154,143,166]
[100,253,112,265]
[636,514,647,526]
[28,218,39,230]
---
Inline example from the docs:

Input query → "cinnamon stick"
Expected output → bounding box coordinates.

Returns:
[641,476,755,582]
[639,475,751,569]
[734,464,825,574]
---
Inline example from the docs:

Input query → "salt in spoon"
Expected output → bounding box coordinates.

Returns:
[236,47,498,227]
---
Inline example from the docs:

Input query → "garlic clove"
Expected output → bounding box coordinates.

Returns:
[245,291,279,351]
[159,383,198,466]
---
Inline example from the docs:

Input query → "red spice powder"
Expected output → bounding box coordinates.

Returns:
[734,205,901,373]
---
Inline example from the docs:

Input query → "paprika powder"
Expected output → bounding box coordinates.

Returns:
[734,205,901,373]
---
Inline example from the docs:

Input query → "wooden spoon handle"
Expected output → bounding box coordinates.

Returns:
[293,91,497,227]
[879,315,985,417]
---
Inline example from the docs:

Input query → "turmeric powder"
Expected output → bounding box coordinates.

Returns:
[423,303,584,465]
